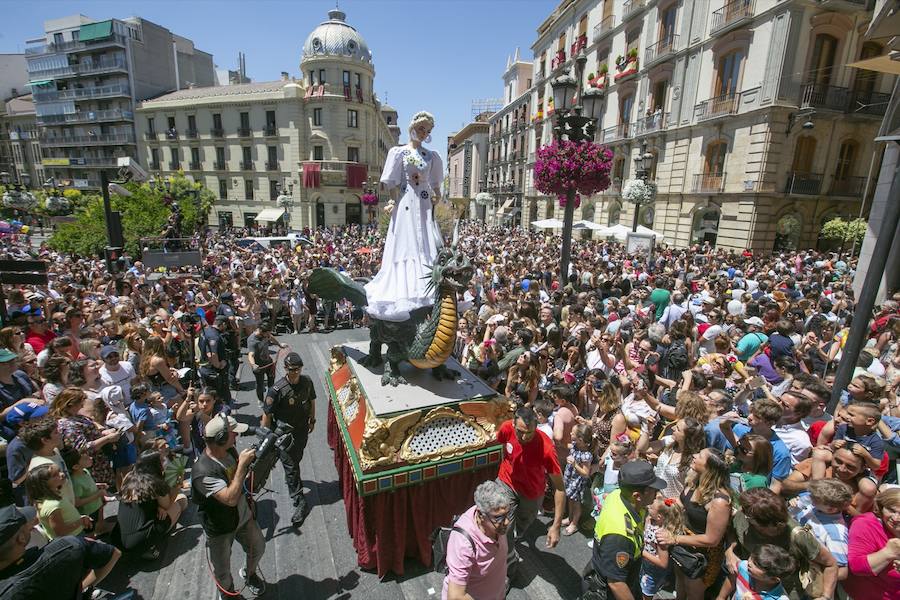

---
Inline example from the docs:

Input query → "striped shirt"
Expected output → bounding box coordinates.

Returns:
[793,497,849,566]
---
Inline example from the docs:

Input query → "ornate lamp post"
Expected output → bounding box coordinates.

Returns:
[628,139,655,232]
[1,171,38,216]
[549,50,605,283]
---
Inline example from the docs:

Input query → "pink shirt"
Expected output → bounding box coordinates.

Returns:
[845,511,900,600]
[441,506,508,600]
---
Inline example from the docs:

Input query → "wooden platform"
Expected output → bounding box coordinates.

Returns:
[105,328,590,600]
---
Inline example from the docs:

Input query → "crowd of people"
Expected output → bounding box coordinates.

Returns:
[0,217,896,600]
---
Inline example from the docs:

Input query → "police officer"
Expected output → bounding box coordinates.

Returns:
[582,461,664,600]
[199,315,231,405]
[216,292,241,389]
[262,352,315,526]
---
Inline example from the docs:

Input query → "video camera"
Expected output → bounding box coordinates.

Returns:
[244,424,294,494]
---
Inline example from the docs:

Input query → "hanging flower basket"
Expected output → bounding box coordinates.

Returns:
[533,140,613,209]
[622,179,658,205]
[475,192,493,206]
[2,190,38,211]
[44,195,72,216]
[361,192,379,206]
[276,195,293,208]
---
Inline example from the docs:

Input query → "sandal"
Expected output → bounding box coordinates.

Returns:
[564,524,579,536]
[561,518,571,527]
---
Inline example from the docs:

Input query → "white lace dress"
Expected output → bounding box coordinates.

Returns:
[364,145,444,322]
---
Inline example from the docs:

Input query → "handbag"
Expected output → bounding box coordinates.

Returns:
[670,544,708,579]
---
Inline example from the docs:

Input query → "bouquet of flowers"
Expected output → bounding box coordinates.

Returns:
[622,179,657,205]
[44,194,72,216]
[403,151,427,170]
[2,189,38,211]
[533,140,613,208]
[361,192,379,206]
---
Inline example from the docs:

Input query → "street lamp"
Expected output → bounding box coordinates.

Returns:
[629,139,655,232]
[549,47,603,283]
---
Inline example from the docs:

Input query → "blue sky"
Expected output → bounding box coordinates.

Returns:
[1,0,557,166]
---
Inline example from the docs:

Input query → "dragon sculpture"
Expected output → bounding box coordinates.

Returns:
[308,244,474,386]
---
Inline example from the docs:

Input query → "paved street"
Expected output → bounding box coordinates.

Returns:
[105,327,591,600]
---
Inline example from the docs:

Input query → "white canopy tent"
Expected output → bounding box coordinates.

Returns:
[254,207,288,223]
[574,220,605,230]
[531,218,564,229]
[596,224,666,242]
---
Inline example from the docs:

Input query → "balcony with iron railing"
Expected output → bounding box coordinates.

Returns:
[214,161,227,171]
[43,157,120,168]
[25,33,127,56]
[240,160,254,170]
[32,83,131,102]
[633,111,669,136]
[798,82,891,117]
[622,0,646,21]
[784,171,823,195]
[815,0,867,12]
[144,131,158,141]
[593,15,616,43]
[149,161,160,171]
[551,49,567,71]
[695,92,741,122]
[168,161,181,170]
[600,123,631,143]
[828,176,865,197]
[570,33,587,57]
[692,172,726,193]
[40,132,135,146]
[237,127,251,138]
[211,128,225,138]
[711,0,756,36]
[265,161,279,171]
[36,108,133,126]
[28,58,128,79]
[185,129,199,139]
[264,126,277,137]
[164,129,178,140]
[645,35,679,67]
[188,161,201,170]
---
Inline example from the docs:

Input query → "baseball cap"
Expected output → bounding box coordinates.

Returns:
[744,317,764,327]
[100,345,120,359]
[284,352,304,368]
[4,400,49,427]
[0,505,37,546]
[0,349,18,363]
[618,460,666,490]
[204,414,249,439]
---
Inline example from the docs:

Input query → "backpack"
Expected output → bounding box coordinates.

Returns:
[430,518,475,574]
[661,341,689,380]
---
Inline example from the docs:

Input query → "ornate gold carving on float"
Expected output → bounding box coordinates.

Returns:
[359,409,422,470]
[399,407,491,464]
[459,396,515,435]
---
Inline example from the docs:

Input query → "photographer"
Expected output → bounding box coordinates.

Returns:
[262,352,315,527]
[191,414,265,599]
[215,293,241,390]
[199,315,231,405]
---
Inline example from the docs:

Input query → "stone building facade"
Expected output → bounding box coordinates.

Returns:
[524,0,893,251]
[446,118,491,221]
[135,9,399,230]
[0,94,43,187]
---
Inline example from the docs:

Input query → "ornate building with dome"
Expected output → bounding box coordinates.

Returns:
[135,9,399,230]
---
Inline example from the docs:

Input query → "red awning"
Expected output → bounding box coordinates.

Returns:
[303,162,321,188]
[346,164,367,189]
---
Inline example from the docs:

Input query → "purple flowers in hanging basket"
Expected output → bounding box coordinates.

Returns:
[533,140,613,208]
[361,192,379,206]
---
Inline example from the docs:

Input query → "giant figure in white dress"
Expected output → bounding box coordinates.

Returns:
[364,111,444,322]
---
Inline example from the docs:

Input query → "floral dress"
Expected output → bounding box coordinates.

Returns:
[563,442,593,501]
[58,415,114,486]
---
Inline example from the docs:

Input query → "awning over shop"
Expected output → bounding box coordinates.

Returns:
[78,20,113,42]
[254,208,287,223]
[27,80,53,87]
[847,54,900,75]
[495,198,515,216]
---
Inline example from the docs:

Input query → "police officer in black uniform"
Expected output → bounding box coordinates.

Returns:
[198,315,231,405]
[215,292,241,390]
[262,352,316,526]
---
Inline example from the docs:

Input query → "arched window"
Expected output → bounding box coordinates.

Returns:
[704,141,727,176]
[832,140,859,195]
[774,213,802,251]
[792,136,817,174]
[810,34,838,87]
[608,202,622,226]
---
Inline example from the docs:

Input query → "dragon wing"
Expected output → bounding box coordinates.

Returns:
[308,267,369,307]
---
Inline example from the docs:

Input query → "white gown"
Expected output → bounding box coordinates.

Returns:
[364,145,444,322]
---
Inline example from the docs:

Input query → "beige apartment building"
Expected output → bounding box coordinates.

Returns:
[446,115,491,221]
[519,0,893,251]
[135,9,399,231]
[0,94,43,187]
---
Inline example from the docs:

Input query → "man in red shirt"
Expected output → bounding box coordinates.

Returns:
[495,406,564,582]
[23,310,55,354]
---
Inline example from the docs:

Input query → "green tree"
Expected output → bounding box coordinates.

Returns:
[48,172,215,257]
[820,217,867,252]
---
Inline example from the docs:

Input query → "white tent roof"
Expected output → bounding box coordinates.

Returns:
[255,207,287,222]
[531,218,564,229]
[597,224,665,242]
[574,220,605,230]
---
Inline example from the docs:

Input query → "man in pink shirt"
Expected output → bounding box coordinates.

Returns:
[442,481,510,600]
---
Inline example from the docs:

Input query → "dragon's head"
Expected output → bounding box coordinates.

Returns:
[429,247,473,293]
